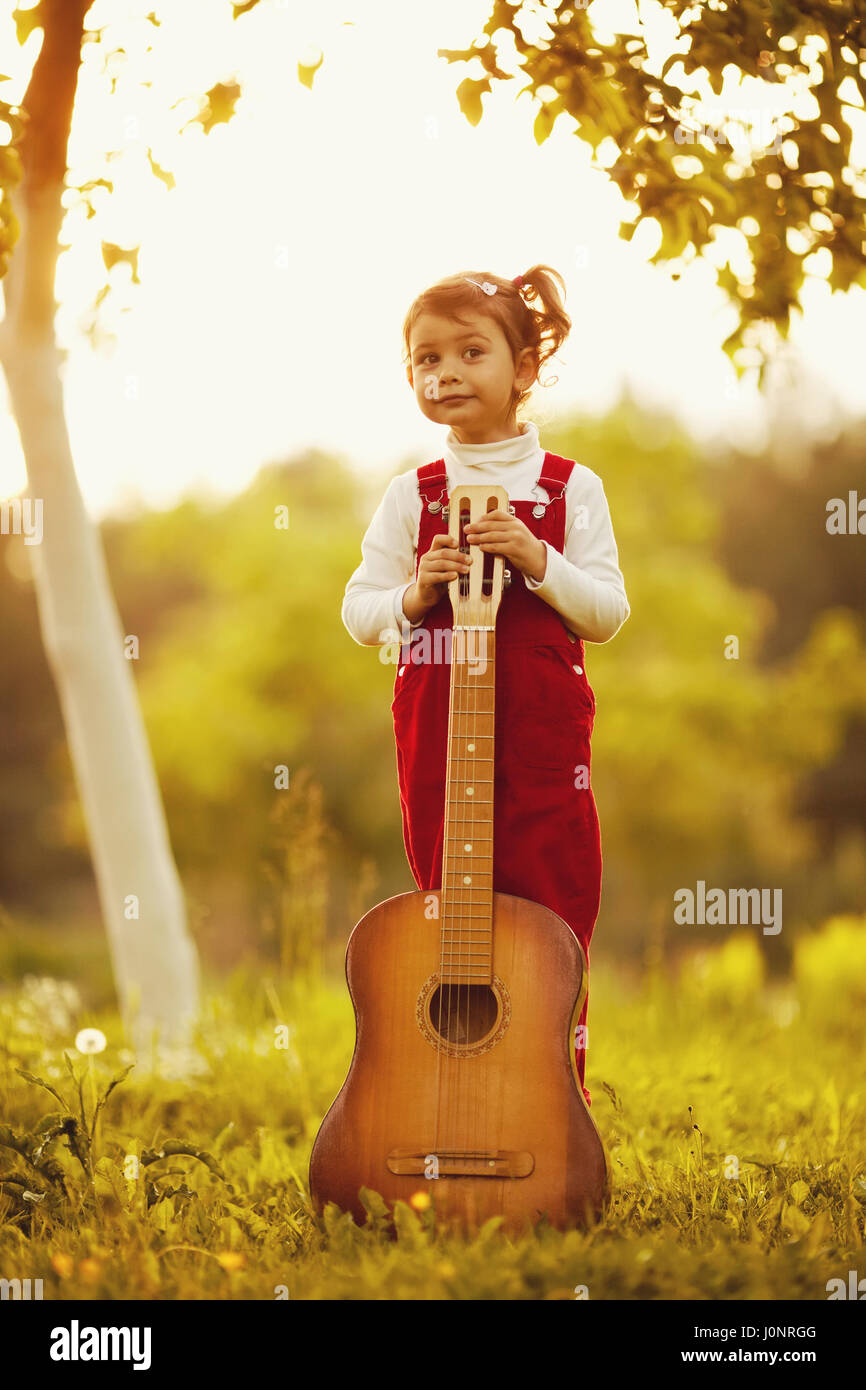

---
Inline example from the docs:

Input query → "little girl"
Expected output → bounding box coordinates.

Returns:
[341,265,629,1108]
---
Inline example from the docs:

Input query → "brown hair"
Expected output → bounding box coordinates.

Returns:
[402,264,571,411]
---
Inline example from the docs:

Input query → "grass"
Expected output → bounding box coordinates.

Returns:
[0,922,864,1300]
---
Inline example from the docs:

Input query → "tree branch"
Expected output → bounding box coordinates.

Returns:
[3,0,92,341]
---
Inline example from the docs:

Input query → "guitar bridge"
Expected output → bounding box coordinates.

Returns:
[386,1149,534,1178]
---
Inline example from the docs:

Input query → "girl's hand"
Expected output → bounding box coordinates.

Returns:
[403,532,472,620]
[464,510,547,583]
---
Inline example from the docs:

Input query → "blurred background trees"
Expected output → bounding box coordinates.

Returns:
[2,392,863,1000]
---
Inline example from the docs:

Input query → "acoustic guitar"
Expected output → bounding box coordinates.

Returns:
[309,485,610,1232]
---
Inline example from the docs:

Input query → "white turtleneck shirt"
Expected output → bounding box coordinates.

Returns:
[341,419,630,646]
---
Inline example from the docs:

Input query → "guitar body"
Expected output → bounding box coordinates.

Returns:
[309,888,610,1233]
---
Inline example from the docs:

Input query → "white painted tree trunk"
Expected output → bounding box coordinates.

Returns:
[0,0,200,1056]
[0,344,201,1053]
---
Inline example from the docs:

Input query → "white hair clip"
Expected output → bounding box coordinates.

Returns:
[464,277,497,295]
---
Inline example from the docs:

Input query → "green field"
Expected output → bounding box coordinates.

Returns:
[1,918,864,1301]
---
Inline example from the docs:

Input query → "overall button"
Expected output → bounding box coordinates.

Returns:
[573,664,583,675]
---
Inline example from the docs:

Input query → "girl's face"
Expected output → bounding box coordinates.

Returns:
[406,310,537,443]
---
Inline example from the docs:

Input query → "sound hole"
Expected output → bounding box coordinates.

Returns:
[428,984,499,1046]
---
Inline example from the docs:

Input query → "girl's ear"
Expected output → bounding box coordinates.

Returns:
[515,345,538,391]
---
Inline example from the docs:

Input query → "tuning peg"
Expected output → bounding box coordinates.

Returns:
[503,568,512,589]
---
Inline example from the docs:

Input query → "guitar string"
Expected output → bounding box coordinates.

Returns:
[455,501,471,1169]
[479,502,497,1184]
[464,496,496,1177]
[470,512,485,1173]
[464,499,483,1172]
[457,507,467,1158]
[435,497,463,1175]
[466,499,483,1177]
[475,497,498,1174]
[440,501,466,1174]
[447,494,475,1167]
[472,540,482,1183]
[435,492,504,1182]
[446,521,460,1169]
[433,509,449,1171]
[462,497,496,1178]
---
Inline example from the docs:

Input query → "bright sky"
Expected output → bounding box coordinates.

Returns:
[0,0,864,520]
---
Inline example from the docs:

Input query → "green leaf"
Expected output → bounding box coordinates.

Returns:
[297,53,323,91]
[101,241,140,283]
[147,150,175,191]
[13,5,43,46]
[195,81,242,133]
[456,77,491,127]
[534,104,556,145]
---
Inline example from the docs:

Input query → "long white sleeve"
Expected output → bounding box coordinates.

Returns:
[341,476,421,645]
[341,420,629,647]
[524,473,630,643]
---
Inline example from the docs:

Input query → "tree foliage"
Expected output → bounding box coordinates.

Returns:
[439,0,866,380]
[2,401,863,960]
[2,2,863,373]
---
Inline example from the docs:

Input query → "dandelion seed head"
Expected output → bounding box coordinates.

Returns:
[75,1027,107,1055]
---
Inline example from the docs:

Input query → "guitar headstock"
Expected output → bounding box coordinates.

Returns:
[446,485,510,629]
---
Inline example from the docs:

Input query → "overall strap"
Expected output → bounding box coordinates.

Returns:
[417,460,449,514]
[530,452,575,517]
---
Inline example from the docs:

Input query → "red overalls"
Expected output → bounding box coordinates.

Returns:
[390,452,602,1106]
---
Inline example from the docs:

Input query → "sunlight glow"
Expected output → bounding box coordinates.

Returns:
[0,0,864,518]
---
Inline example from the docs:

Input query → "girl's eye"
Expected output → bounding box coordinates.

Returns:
[418,347,483,366]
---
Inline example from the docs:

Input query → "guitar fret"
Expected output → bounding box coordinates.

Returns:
[441,922,491,928]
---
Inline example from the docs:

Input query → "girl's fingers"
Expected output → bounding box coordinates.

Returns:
[425,548,469,560]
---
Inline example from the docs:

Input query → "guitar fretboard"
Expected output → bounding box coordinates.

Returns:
[440,627,496,984]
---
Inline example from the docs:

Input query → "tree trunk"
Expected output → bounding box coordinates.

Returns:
[0,0,200,1054]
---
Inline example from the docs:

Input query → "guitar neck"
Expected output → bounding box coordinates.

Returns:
[440,625,496,985]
